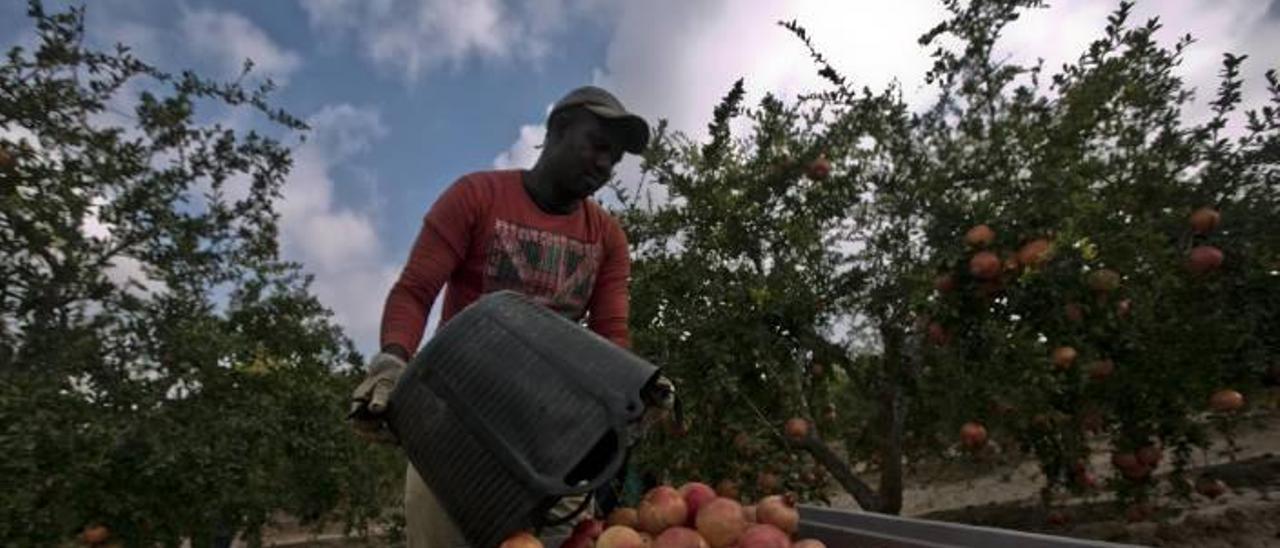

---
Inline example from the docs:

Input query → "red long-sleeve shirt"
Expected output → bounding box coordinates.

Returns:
[380,170,632,355]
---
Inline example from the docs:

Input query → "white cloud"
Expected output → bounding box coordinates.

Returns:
[299,0,614,82]
[277,104,398,355]
[492,123,545,169]
[179,8,302,83]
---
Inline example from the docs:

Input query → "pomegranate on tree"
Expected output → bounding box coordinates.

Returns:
[783,418,809,441]
[1086,359,1114,381]
[1209,389,1244,412]
[80,524,110,545]
[1195,477,1228,499]
[1189,207,1221,234]
[806,154,831,180]
[1187,245,1224,275]
[960,421,987,449]
[969,251,1001,280]
[1017,238,1053,267]
[1051,346,1078,370]
[1063,303,1085,323]
[964,224,996,247]
[934,273,956,293]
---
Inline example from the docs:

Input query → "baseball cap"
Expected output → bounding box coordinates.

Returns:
[549,86,650,154]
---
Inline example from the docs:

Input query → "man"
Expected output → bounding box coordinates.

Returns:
[348,86,650,548]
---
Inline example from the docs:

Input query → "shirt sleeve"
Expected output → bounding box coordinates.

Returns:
[587,214,632,349]
[379,176,483,355]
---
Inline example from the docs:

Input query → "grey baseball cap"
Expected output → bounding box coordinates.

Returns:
[550,86,650,154]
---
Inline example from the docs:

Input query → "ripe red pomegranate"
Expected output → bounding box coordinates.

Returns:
[653,527,709,548]
[678,482,717,526]
[742,504,757,523]
[1209,389,1244,412]
[1017,238,1053,267]
[1189,207,1220,234]
[598,526,647,548]
[927,322,950,347]
[806,155,831,180]
[608,508,640,528]
[1087,269,1121,292]
[755,471,780,494]
[754,495,799,535]
[1064,303,1084,323]
[934,273,956,293]
[965,224,996,247]
[695,498,749,548]
[960,421,987,449]
[783,418,809,441]
[1051,346,1078,370]
[638,486,689,534]
[1087,359,1114,381]
[736,524,790,548]
[1136,445,1162,467]
[81,524,110,545]
[793,541,827,548]
[1187,245,1224,275]
[1195,477,1228,499]
[969,251,1001,280]
[499,531,543,548]
[1111,452,1139,472]
[714,479,740,500]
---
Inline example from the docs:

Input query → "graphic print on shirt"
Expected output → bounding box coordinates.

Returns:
[484,219,602,319]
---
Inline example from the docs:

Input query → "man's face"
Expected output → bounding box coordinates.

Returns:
[545,110,625,201]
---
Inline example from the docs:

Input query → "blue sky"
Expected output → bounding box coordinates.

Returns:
[3,0,1278,357]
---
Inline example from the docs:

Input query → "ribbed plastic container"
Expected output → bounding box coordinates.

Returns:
[385,290,659,548]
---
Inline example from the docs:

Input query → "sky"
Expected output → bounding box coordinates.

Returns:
[3,0,1278,358]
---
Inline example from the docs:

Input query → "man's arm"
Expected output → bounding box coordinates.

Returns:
[380,178,480,358]
[587,217,632,349]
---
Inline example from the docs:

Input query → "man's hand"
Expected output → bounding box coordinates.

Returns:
[348,350,407,445]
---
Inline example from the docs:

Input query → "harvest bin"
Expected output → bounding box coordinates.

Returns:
[541,506,1146,547]
[384,290,660,548]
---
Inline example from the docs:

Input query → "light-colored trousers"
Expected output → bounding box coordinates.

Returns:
[404,464,591,548]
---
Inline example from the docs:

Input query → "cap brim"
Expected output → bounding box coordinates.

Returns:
[583,104,650,154]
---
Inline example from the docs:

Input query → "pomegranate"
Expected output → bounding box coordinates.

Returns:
[756,471,780,494]
[81,524,110,545]
[1189,207,1220,234]
[1017,238,1053,267]
[1086,359,1114,381]
[960,421,987,449]
[964,224,996,247]
[561,533,594,548]
[714,479,740,500]
[679,482,718,526]
[755,494,799,535]
[783,418,809,441]
[793,541,827,548]
[608,508,640,528]
[969,251,1001,280]
[1111,452,1140,472]
[1064,303,1084,323]
[695,498,749,548]
[1087,269,1121,292]
[806,155,831,181]
[598,526,647,548]
[1051,346,1078,370]
[1115,298,1132,319]
[1046,510,1069,526]
[1136,445,1162,467]
[653,527,708,548]
[638,486,689,534]
[499,531,543,548]
[933,273,956,293]
[926,322,951,347]
[1187,245,1224,275]
[1209,389,1244,412]
[1195,477,1228,499]
[736,524,790,548]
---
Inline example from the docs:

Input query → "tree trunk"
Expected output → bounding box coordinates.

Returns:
[790,434,881,511]
[876,325,906,515]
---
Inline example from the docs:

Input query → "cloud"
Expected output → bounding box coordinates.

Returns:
[277,104,399,355]
[492,124,545,169]
[299,0,613,82]
[179,7,302,84]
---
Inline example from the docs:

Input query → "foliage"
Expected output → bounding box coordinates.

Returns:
[0,3,403,546]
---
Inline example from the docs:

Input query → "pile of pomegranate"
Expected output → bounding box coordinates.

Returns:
[499,482,824,548]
